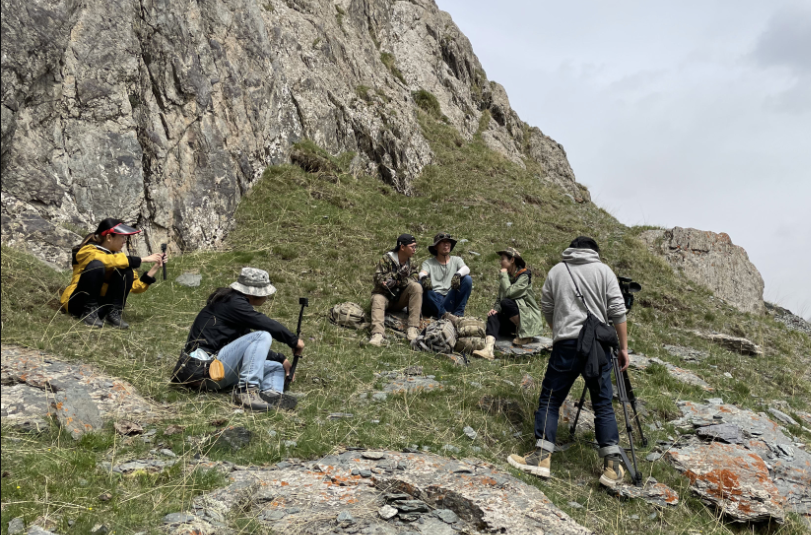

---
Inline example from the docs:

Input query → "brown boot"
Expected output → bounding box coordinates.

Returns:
[368,333,385,347]
[512,337,534,346]
[406,327,420,342]
[472,335,496,360]
[508,448,551,478]
[599,454,626,488]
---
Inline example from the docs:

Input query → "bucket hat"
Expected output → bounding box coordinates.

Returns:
[230,267,277,297]
[496,247,526,269]
[428,232,458,256]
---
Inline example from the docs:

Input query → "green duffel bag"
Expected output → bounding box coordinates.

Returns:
[329,302,368,329]
[456,317,486,339]
[455,337,485,353]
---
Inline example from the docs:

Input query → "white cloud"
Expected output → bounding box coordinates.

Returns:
[438,0,811,317]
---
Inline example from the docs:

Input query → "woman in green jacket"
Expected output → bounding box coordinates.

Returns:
[473,247,543,360]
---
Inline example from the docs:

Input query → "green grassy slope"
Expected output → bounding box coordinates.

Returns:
[1,112,809,534]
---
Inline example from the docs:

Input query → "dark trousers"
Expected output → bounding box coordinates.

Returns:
[533,339,619,452]
[485,298,520,337]
[422,275,473,317]
[66,260,134,317]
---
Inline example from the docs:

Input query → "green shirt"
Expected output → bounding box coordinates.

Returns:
[421,256,466,296]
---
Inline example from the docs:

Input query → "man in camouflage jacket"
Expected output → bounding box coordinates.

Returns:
[369,234,423,347]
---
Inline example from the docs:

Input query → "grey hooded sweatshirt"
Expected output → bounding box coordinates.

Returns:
[540,248,627,343]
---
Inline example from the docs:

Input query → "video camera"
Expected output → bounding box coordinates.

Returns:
[618,276,641,313]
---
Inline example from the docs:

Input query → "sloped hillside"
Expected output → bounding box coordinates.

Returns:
[2,111,809,534]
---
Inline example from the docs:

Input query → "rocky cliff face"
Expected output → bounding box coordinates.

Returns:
[1,0,588,267]
[640,227,765,315]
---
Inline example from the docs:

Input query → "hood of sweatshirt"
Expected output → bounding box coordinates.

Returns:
[561,247,601,265]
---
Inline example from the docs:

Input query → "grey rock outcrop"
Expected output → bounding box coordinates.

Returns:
[1,0,588,266]
[640,227,765,314]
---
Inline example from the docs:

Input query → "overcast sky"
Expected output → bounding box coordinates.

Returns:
[437,0,811,318]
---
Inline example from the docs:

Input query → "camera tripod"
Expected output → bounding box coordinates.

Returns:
[567,346,647,486]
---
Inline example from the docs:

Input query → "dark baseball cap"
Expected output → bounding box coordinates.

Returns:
[392,233,417,252]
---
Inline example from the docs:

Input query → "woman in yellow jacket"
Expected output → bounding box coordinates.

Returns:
[61,218,166,329]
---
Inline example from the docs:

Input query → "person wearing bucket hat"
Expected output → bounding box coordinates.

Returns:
[175,267,304,411]
[419,232,472,320]
[60,218,166,329]
[472,247,543,360]
[368,234,423,347]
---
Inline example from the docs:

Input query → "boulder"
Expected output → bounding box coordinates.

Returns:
[639,227,765,314]
[179,450,592,534]
[1,0,588,264]
[667,400,811,521]
[684,331,762,356]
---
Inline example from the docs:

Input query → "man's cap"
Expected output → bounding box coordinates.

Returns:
[392,233,417,252]
[95,218,142,237]
[496,246,526,268]
[428,232,457,256]
[230,267,277,297]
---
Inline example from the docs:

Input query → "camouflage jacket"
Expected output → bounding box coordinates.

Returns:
[372,252,418,299]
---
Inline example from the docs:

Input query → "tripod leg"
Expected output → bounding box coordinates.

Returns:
[569,384,588,438]
[622,370,648,446]
[613,354,642,486]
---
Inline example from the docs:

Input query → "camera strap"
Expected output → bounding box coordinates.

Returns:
[564,263,594,318]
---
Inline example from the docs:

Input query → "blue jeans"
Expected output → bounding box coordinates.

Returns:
[215,331,286,392]
[422,275,472,317]
[533,340,620,455]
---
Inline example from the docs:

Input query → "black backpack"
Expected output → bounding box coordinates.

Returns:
[564,264,619,379]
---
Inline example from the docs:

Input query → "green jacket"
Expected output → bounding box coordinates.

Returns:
[494,269,543,338]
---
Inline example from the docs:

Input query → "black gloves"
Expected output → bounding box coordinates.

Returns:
[421,276,433,291]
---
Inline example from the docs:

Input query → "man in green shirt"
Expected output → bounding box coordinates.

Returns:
[419,232,473,320]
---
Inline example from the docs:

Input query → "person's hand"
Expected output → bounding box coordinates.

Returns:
[294,338,305,356]
[384,278,397,290]
[487,309,498,316]
[499,268,508,273]
[617,348,629,372]
[451,274,461,290]
[283,359,294,383]
[143,252,165,264]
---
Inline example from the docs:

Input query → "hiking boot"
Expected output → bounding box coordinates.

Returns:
[508,448,551,478]
[472,335,496,360]
[105,307,129,329]
[406,327,420,342]
[232,386,275,412]
[368,333,385,347]
[599,454,626,488]
[81,303,104,328]
[441,312,460,326]
[260,389,298,410]
[512,337,534,346]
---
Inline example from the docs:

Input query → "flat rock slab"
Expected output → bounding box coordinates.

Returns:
[495,336,553,357]
[175,272,202,287]
[668,401,811,521]
[182,450,592,535]
[51,386,104,440]
[376,371,445,394]
[663,345,708,362]
[629,353,712,391]
[683,330,762,356]
[666,441,783,522]
[1,346,159,428]
[613,481,680,507]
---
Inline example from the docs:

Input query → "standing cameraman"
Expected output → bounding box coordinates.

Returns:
[508,236,629,489]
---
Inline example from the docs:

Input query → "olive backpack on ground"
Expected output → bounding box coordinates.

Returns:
[456,317,485,338]
[455,336,485,353]
[329,302,368,330]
